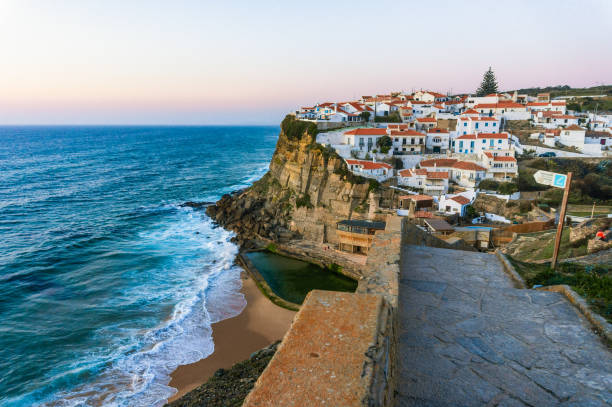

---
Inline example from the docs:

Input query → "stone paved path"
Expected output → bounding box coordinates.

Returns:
[398,245,612,407]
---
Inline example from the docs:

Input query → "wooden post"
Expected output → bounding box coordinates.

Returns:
[591,202,595,219]
[551,172,572,270]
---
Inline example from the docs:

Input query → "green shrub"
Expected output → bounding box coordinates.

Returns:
[295,193,313,209]
[497,182,518,195]
[281,115,318,142]
[376,135,392,154]
[368,179,381,193]
[519,200,532,213]
[266,243,278,253]
[478,179,500,191]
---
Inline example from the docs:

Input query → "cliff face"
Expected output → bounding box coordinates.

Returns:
[206,118,397,248]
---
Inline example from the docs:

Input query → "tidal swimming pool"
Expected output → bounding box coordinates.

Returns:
[245,251,358,304]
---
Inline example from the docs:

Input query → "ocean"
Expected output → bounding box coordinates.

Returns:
[0,126,279,406]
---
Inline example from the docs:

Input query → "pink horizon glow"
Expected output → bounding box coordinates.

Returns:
[0,0,610,125]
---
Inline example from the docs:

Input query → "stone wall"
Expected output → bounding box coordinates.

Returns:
[402,222,478,252]
[242,217,403,407]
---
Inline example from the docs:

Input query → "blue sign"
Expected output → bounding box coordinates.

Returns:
[553,174,567,188]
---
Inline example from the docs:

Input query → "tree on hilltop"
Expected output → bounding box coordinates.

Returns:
[476,67,499,96]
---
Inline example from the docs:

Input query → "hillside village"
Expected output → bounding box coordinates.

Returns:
[293,85,611,219]
[285,80,612,260]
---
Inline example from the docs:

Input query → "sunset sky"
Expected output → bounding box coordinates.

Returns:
[0,0,610,125]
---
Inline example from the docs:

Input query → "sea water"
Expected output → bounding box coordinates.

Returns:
[0,126,278,406]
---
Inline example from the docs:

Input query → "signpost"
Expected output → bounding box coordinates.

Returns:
[534,170,572,269]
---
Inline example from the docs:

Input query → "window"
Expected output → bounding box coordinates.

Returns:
[464,122,467,127]
[490,140,494,146]
[493,123,497,127]
[475,123,479,129]
[459,141,464,149]
[470,141,474,148]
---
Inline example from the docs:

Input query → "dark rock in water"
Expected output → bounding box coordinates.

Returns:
[165,341,281,407]
[180,201,213,209]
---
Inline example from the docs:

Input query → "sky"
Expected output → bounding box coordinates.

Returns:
[0,0,610,125]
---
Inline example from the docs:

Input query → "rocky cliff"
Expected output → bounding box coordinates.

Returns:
[206,116,398,248]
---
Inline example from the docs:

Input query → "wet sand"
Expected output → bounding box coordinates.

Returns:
[167,273,296,402]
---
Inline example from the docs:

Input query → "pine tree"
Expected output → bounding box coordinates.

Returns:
[476,67,499,96]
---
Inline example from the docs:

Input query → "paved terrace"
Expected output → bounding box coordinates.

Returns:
[399,245,612,406]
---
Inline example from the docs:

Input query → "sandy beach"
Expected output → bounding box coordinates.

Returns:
[167,273,296,402]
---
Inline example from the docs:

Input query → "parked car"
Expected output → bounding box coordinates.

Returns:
[538,152,556,157]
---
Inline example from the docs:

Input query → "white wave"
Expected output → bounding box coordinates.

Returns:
[43,208,246,407]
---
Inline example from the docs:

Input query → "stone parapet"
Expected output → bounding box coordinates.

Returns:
[242,216,403,406]
[242,291,386,407]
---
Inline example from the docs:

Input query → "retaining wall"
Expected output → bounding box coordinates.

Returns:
[242,216,403,406]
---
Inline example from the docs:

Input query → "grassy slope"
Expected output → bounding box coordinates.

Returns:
[509,259,612,323]
[507,228,589,262]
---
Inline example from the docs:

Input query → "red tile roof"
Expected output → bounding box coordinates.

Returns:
[345,160,392,170]
[462,109,480,115]
[450,196,470,205]
[417,117,437,122]
[414,210,434,218]
[399,168,427,177]
[564,125,585,131]
[452,161,487,171]
[419,158,458,168]
[344,128,388,136]
[427,127,448,133]
[427,171,449,179]
[474,102,525,109]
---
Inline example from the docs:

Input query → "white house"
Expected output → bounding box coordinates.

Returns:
[398,168,449,196]
[455,116,500,135]
[439,194,471,216]
[465,95,500,109]
[454,132,511,154]
[390,130,426,155]
[527,101,567,114]
[418,158,460,174]
[415,117,437,130]
[425,128,450,153]
[533,111,579,128]
[473,102,529,120]
[413,91,449,103]
[344,159,393,181]
[558,125,586,150]
[481,152,517,181]
[344,128,387,152]
[451,161,488,188]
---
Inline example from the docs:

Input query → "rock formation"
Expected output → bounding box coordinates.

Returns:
[206,116,398,248]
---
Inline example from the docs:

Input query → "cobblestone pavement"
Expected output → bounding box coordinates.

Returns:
[398,245,612,407]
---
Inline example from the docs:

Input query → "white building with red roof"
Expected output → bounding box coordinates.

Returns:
[473,101,529,120]
[398,168,449,196]
[389,129,426,155]
[343,128,388,153]
[526,101,567,114]
[344,159,393,181]
[454,132,511,154]
[480,152,518,180]
[438,194,472,216]
[559,125,586,150]
[532,111,579,129]
[455,115,500,136]
[450,161,487,188]
[425,128,450,153]
[415,116,437,130]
